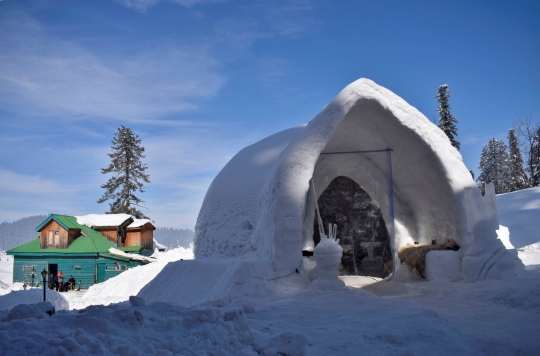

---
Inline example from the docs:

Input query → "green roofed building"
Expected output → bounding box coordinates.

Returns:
[7,214,156,289]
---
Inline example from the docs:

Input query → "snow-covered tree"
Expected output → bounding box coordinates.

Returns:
[477,138,511,194]
[507,128,529,191]
[98,126,151,219]
[532,127,540,187]
[436,84,460,150]
[513,115,539,187]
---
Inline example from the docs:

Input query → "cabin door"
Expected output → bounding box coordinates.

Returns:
[96,264,106,283]
[48,264,58,277]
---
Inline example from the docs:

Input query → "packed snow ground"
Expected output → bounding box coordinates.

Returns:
[0,189,539,355]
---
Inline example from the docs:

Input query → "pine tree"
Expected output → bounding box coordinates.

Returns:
[532,127,540,187]
[477,138,512,194]
[513,115,538,187]
[507,128,529,191]
[436,84,460,150]
[98,125,151,219]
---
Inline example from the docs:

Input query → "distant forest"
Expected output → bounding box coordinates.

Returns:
[0,215,47,250]
[153,228,194,249]
[0,214,194,251]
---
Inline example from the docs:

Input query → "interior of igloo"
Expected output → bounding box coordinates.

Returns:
[305,99,465,278]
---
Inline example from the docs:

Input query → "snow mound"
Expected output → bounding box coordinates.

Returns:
[75,213,132,228]
[2,301,55,321]
[0,288,69,311]
[518,242,540,266]
[0,299,310,356]
[137,259,284,307]
[496,187,540,249]
[78,247,193,309]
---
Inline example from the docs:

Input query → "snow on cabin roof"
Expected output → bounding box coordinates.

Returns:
[75,214,133,228]
[127,219,155,229]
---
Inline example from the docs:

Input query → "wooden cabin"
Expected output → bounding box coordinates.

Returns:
[8,214,156,288]
[126,219,155,250]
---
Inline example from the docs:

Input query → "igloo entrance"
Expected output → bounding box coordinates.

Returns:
[313,176,393,278]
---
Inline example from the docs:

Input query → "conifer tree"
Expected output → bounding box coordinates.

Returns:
[513,115,538,187]
[436,84,460,150]
[507,128,529,191]
[532,127,540,187]
[98,125,151,219]
[477,138,511,194]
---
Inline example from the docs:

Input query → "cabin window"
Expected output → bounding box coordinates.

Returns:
[54,231,60,247]
[107,264,128,271]
[48,231,53,245]
[72,265,82,270]
[23,265,36,272]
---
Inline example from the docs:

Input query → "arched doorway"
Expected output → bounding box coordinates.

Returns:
[313,176,393,278]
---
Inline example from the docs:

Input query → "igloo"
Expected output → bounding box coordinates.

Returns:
[194,78,519,282]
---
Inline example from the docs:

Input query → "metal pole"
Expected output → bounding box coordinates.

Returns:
[385,147,396,281]
[41,268,47,301]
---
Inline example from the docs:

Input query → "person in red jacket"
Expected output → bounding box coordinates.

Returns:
[57,270,64,292]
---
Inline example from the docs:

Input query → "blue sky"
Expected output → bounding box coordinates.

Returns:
[1,0,539,228]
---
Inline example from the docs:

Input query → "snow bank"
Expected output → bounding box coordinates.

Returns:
[0,288,69,311]
[195,78,480,276]
[0,257,13,295]
[496,187,540,249]
[2,301,56,322]
[519,242,540,266]
[78,247,193,309]
[137,259,287,307]
[75,213,132,228]
[0,297,310,356]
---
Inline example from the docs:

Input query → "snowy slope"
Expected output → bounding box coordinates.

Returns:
[497,187,540,248]
[75,246,193,309]
[0,255,13,291]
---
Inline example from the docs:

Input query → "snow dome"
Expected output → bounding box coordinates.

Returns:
[195,78,518,280]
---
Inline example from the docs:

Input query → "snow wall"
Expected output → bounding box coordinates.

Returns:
[195,78,515,279]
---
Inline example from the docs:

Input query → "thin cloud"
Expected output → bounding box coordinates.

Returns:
[261,0,324,38]
[0,12,226,122]
[117,0,224,12]
[0,169,87,196]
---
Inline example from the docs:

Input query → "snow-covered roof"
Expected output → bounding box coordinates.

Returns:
[108,248,155,263]
[127,219,155,229]
[75,214,133,228]
[194,78,484,274]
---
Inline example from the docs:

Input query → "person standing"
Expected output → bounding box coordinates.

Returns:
[48,273,55,289]
[57,270,64,292]
[67,275,76,291]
